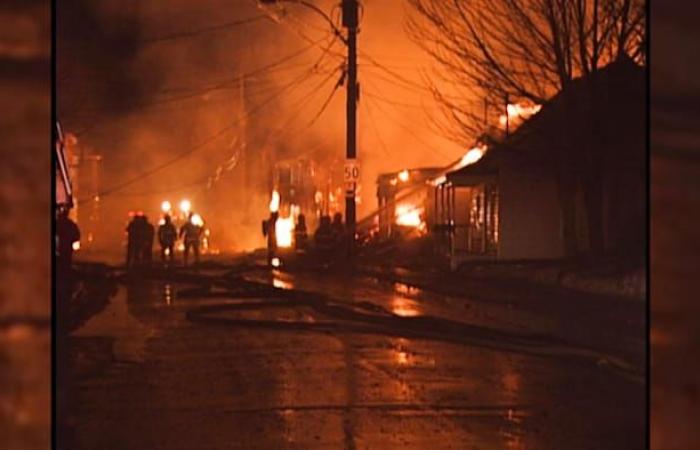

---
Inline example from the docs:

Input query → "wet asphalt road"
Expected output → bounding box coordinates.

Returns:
[64,265,645,450]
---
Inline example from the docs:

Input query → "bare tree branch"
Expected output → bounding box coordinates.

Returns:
[406,0,645,144]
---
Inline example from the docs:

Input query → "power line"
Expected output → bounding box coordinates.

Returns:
[360,53,467,103]
[362,88,437,110]
[261,5,346,61]
[183,64,344,194]
[89,67,315,200]
[141,15,269,44]
[306,70,344,128]
[284,8,333,36]
[269,64,343,138]
[360,52,432,92]
[363,81,452,160]
[83,41,327,116]
[67,40,332,137]
[359,67,437,100]
[361,99,392,157]
[74,62,341,184]
[164,36,331,94]
[71,64,334,135]
[106,177,210,198]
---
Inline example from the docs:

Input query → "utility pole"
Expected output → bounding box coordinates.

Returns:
[258,0,359,247]
[343,0,359,247]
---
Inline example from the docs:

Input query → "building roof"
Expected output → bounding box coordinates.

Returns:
[377,167,443,196]
[377,167,444,184]
[445,55,645,185]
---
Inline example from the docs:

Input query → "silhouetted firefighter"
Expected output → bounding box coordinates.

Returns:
[125,215,141,267]
[125,213,152,268]
[180,212,203,267]
[56,207,80,274]
[314,215,334,261]
[262,211,279,266]
[158,214,177,264]
[295,213,308,251]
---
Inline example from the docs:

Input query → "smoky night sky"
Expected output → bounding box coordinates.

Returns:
[57,0,464,252]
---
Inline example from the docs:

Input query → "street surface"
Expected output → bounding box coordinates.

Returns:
[63,262,645,450]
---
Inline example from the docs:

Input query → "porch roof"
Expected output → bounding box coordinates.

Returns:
[444,55,644,187]
[445,149,500,186]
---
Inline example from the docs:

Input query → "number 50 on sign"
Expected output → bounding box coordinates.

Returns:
[344,161,360,182]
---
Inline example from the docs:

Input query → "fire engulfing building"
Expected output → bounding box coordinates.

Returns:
[434,56,645,267]
[266,156,347,250]
[362,145,488,243]
[59,130,103,249]
[374,167,443,239]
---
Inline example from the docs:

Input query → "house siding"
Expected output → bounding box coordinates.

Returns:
[498,161,564,260]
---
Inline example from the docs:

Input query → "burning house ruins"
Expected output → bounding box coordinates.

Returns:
[433,56,645,268]
[363,56,644,271]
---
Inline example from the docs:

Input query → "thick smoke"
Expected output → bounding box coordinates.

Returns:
[58,0,465,256]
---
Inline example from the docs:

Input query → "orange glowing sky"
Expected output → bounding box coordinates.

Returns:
[57,0,474,250]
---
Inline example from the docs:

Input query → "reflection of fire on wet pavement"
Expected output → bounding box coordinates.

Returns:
[58,264,645,449]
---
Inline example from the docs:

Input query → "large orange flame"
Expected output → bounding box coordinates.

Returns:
[269,190,280,213]
[275,216,294,248]
[395,203,426,233]
[499,103,542,129]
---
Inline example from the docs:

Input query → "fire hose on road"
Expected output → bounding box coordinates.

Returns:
[178,272,644,384]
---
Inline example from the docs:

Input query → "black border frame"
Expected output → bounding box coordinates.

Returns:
[50,0,57,442]
[47,0,654,448]
[645,0,651,448]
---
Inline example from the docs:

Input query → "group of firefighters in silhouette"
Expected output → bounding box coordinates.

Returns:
[126,211,204,268]
[263,211,346,265]
[58,206,346,271]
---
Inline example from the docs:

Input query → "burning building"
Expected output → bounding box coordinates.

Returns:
[373,167,443,239]
[433,56,646,268]
[58,130,103,250]
[268,156,345,250]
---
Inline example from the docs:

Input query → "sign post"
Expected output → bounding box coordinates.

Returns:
[343,0,359,252]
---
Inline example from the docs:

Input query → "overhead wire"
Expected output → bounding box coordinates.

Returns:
[69,5,349,203]
[141,15,269,44]
[272,65,343,136]
[68,39,332,140]
[95,56,337,200]
[360,52,468,105]
[305,69,344,128]
[106,177,211,198]
[362,78,453,160]
[361,98,392,157]
[74,39,329,118]
[257,2,346,61]
[86,66,316,202]
[76,58,341,189]
[197,62,344,193]
[360,52,433,92]
[362,88,437,110]
[359,65,431,96]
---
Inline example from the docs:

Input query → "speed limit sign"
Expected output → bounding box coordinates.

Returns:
[344,161,360,182]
